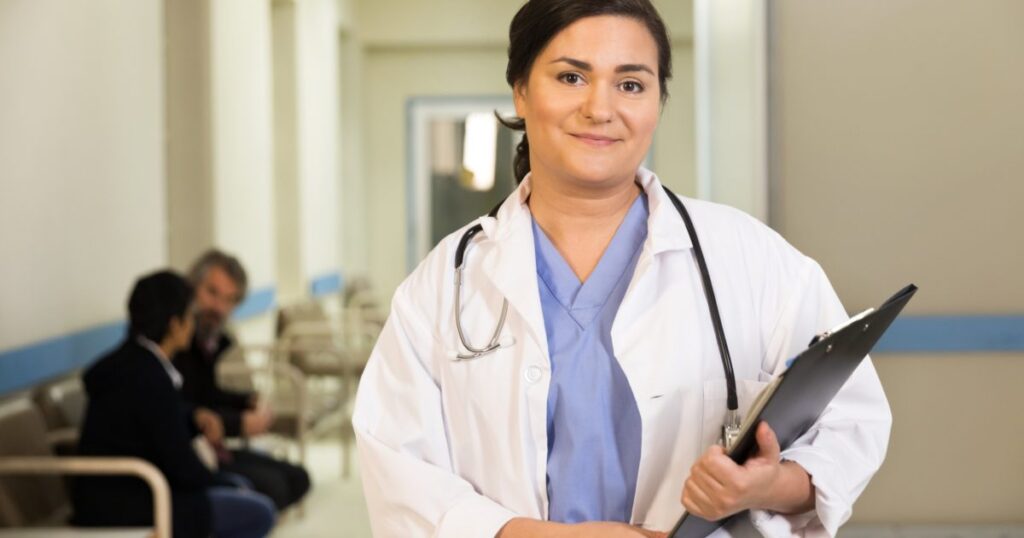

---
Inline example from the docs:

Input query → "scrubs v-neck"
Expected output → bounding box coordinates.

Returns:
[532,194,648,524]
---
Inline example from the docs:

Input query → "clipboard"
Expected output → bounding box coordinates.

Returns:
[670,284,917,538]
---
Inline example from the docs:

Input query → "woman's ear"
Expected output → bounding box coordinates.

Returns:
[513,81,527,119]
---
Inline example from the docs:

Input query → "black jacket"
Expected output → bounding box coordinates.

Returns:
[72,339,214,538]
[173,334,253,437]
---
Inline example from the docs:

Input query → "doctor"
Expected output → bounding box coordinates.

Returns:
[352,0,891,536]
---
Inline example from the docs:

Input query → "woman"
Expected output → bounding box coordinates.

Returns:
[352,1,891,536]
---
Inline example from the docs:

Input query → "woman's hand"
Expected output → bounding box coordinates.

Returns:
[496,518,666,538]
[681,421,815,520]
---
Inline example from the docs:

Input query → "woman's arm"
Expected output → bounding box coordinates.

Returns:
[352,281,520,537]
[748,251,892,536]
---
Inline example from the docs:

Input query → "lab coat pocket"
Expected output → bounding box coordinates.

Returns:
[699,377,770,450]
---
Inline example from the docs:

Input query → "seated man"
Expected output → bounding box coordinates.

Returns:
[173,250,310,511]
[73,270,276,538]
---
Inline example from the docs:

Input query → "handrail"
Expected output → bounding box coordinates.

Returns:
[0,456,171,538]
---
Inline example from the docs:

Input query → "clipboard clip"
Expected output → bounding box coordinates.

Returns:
[808,330,830,347]
[720,409,741,450]
[808,308,877,348]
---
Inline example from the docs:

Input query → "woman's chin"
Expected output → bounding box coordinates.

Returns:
[562,165,637,189]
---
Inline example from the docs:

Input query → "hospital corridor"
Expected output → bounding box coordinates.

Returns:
[1,0,1022,536]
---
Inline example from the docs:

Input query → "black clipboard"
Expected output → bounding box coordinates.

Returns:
[670,284,917,538]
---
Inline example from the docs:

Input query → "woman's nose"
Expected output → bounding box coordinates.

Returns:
[580,86,613,123]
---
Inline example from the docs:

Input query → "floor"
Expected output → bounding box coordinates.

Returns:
[271,437,372,538]
[271,437,1023,538]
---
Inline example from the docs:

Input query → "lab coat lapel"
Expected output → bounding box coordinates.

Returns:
[477,185,550,361]
[614,170,693,346]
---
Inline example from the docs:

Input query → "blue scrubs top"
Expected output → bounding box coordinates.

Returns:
[532,194,648,523]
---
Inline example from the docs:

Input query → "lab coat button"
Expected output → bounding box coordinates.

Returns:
[524,365,543,383]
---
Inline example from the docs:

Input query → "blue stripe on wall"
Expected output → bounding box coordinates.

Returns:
[0,286,277,396]
[875,315,1024,353]
[0,321,126,395]
[310,272,343,297]
[2,313,1021,396]
[231,286,276,321]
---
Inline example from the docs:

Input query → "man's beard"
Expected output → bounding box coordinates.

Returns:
[194,310,225,342]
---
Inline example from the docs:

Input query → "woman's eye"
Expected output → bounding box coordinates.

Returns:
[620,80,645,93]
[560,73,584,85]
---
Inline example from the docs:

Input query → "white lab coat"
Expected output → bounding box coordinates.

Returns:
[352,169,892,537]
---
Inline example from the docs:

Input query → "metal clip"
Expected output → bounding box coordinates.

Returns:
[720,409,742,450]
[808,330,830,347]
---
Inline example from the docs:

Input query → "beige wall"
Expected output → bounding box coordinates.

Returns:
[208,0,276,290]
[166,0,214,271]
[770,0,1024,523]
[865,355,1024,522]
[167,0,344,317]
[272,0,344,304]
[0,0,166,350]
[354,0,695,298]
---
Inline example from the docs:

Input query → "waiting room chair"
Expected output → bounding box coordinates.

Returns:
[215,345,314,465]
[275,298,381,477]
[32,376,87,455]
[0,397,170,538]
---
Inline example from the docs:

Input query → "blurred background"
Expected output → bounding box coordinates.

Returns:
[1,0,1022,536]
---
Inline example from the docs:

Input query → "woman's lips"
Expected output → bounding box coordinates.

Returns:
[570,133,619,147]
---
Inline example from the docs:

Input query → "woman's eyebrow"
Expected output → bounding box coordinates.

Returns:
[551,56,592,70]
[550,56,655,76]
[615,63,655,76]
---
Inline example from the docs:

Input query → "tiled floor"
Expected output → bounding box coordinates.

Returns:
[273,438,1024,537]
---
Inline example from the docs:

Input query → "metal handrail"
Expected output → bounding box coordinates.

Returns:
[0,456,171,538]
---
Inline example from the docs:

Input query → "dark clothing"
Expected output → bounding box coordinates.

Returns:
[208,485,277,538]
[175,333,252,437]
[222,449,310,510]
[174,334,311,510]
[73,340,214,538]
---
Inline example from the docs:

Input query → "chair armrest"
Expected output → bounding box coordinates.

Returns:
[218,357,308,434]
[280,320,338,338]
[246,336,354,359]
[282,320,380,344]
[0,456,171,538]
[218,359,307,410]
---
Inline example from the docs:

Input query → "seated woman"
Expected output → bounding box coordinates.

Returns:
[72,270,276,538]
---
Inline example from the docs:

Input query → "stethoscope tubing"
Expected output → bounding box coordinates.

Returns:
[662,186,739,413]
[451,187,739,416]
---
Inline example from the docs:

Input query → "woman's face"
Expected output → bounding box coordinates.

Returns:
[514,15,661,190]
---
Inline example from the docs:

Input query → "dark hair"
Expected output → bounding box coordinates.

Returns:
[128,270,194,343]
[188,248,248,302]
[499,0,673,182]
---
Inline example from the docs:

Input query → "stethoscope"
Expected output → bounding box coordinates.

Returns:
[452,185,741,446]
